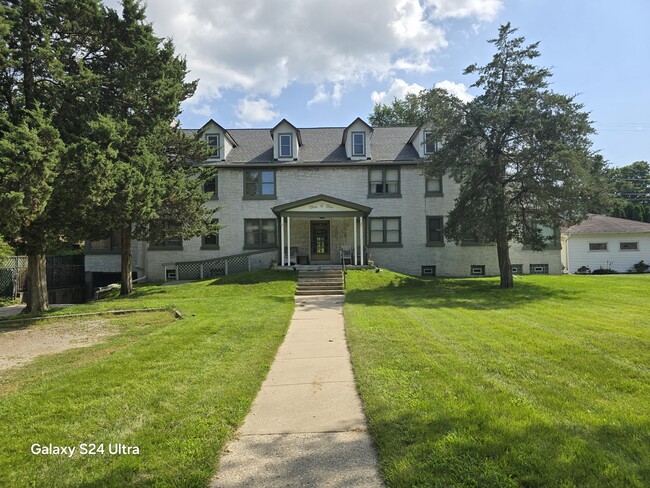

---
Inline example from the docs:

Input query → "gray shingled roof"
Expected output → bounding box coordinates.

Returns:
[563,214,650,234]
[184,125,420,164]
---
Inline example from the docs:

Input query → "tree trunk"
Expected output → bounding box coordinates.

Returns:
[120,227,133,296]
[24,254,49,313]
[496,221,514,289]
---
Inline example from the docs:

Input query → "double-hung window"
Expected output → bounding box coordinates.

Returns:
[369,167,400,197]
[207,134,220,159]
[204,175,218,200]
[352,132,366,157]
[426,216,444,246]
[244,170,276,198]
[201,219,219,249]
[424,130,437,154]
[279,134,292,158]
[368,217,401,246]
[244,219,277,248]
[425,176,443,196]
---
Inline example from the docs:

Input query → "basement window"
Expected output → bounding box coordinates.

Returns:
[421,265,436,276]
[512,264,523,274]
[470,265,485,276]
[529,264,549,274]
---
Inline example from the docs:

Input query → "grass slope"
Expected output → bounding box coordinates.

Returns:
[0,270,296,486]
[344,271,650,487]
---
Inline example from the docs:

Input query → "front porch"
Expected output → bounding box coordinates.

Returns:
[272,195,373,267]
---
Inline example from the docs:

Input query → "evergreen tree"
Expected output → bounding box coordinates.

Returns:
[79,0,215,295]
[389,24,609,288]
[0,0,106,312]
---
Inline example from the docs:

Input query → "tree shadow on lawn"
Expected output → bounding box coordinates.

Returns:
[346,276,581,311]
[208,269,297,287]
[371,409,649,487]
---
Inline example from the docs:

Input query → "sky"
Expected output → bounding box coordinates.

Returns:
[104,0,650,167]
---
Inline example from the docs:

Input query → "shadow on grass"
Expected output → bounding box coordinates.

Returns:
[368,409,649,487]
[346,275,581,311]
[208,269,297,286]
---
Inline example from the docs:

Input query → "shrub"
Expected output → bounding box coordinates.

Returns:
[592,267,618,275]
[576,266,590,274]
[630,260,650,273]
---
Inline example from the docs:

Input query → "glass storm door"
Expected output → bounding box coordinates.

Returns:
[310,221,330,261]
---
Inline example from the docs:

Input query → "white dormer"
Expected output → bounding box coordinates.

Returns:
[197,119,237,161]
[342,117,373,160]
[408,125,437,158]
[270,119,302,161]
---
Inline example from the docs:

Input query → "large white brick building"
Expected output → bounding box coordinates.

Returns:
[85,117,562,288]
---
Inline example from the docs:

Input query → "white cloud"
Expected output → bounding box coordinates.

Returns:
[102,0,497,115]
[307,82,344,107]
[189,103,215,118]
[235,97,278,125]
[434,80,474,102]
[426,0,503,22]
[371,79,425,105]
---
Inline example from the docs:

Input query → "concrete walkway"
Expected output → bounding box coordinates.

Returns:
[0,304,25,319]
[212,295,383,487]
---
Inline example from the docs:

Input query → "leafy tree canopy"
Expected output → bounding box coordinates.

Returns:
[605,161,650,221]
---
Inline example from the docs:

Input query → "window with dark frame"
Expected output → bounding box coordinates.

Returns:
[426,216,444,245]
[368,167,400,196]
[207,134,220,159]
[424,130,437,154]
[244,170,276,197]
[150,237,183,250]
[87,231,121,252]
[244,219,277,248]
[512,264,523,274]
[352,132,366,156]
[202,219,219,249]
[203,175,218,199]
[279,133,292,158]
[425,176,443,195]
[368,217,401,245]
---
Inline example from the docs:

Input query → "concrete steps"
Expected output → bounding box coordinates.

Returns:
[296,270,344,296]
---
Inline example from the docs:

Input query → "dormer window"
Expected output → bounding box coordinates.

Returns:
[207,134,221,158]
[279,133,293,158]
[343,117,373,160]
[424,131,437,154]
[352,132,366,156]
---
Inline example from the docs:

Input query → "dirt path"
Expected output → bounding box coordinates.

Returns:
[0,320,118,372]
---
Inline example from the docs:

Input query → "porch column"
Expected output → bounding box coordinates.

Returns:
[280,216,285,267]
[287,216,291,266]
[359,216,364,265]
[353,216,358,265]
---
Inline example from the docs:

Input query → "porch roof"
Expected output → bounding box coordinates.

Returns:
[272,194,372,218]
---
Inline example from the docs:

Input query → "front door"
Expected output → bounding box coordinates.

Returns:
[310,221,330,261]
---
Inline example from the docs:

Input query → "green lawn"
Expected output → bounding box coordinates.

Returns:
[0,270,296,486]
[344,271,650,487]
